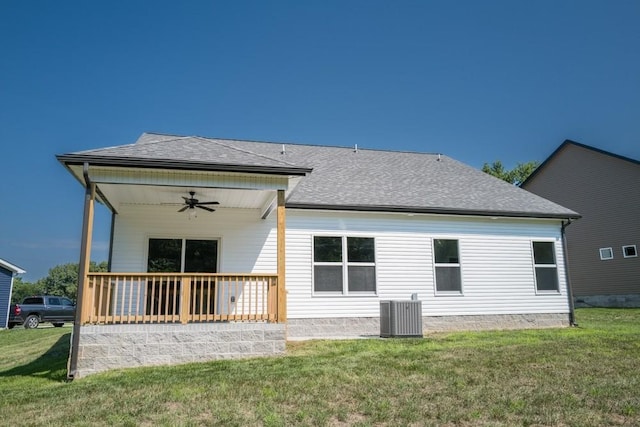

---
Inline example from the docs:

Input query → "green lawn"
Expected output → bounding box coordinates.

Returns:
[1,309,638,426]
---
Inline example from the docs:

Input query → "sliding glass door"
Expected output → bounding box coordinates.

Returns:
[146,238,219,316]
[147,238,218,273]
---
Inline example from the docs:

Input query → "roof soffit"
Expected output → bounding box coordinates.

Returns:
[70,164,293,191]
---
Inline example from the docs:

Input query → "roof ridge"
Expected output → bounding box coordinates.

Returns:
[135,133,304,167]
[191,136,305,168]
[218,138,444,157]
[73,133,184,154]
[145,132,443,157]
[135,133,193,145]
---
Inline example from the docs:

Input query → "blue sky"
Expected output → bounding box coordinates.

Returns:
[1,1,638,281]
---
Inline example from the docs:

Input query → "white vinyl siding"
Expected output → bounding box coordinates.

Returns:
[111,205,277,274]
[286,210,569,318]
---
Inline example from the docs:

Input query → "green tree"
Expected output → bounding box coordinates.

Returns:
[10,277,45,303]
[38,261,108,301]
[482,160,539,186]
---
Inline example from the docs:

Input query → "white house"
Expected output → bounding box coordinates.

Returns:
[57,132,580,378]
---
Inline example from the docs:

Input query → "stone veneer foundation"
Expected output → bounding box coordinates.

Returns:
[71,313,569,377]
[71,322,286,378]
[287,313,570,339]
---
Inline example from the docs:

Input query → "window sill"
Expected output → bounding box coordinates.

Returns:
[434,291,464,297]
[312,292,378,297]
[535,290,561,295]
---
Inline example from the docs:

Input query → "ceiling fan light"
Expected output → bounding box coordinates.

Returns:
[175,191,217,215]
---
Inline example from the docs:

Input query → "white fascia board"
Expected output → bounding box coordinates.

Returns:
[0,259,26,275]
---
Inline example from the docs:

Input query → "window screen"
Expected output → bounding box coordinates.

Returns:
[533,241,559,292]
[434,239,462,293]
[313,236,376,294]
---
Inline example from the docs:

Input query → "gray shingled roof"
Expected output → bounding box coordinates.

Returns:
[58,132,580,219]
[65,134,308,172]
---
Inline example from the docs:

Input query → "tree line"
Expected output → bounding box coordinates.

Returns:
[11,261,108,304]
[481,160,539,186]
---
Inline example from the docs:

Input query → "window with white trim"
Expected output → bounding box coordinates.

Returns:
[623,245,637,258]
[599,247,614,260]
[313,236,376,294]
[433,239,462,293]
[533,241,559,292]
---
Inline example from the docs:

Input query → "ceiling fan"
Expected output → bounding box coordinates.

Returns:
[178,191,219,213]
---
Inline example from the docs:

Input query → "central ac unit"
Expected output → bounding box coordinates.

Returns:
[380,300,423,338]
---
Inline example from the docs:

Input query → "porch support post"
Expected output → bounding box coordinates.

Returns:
[181,277,191,324]
[68,164,96,379]
[277,189,286,323]
[78,182,96,323]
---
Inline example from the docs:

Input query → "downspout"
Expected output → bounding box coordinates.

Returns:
[561,219,577,326]
[67,162,95,379]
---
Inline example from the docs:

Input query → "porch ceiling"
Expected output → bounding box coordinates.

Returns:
[63,163,301,213]
[96,183,276,212]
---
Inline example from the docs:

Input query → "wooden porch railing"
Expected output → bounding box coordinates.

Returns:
[81,273,279,325]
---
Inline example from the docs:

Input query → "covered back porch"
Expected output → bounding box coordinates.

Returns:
[57,142,310,377]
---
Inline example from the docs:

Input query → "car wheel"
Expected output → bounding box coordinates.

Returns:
[24,315,40,329]
[52,323,64,327]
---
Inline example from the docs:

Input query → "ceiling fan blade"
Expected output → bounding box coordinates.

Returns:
[178,205,189,212]
[197,201,220,205]
[182,196,191,202]
[197,205,216,212]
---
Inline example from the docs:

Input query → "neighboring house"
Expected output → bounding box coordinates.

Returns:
[522,140,640,307]
[0,258,25,329]
[57,132,579,378]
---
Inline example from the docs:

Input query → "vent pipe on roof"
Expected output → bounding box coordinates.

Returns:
[354,144,358,153]
[437,154,441,161]
[281,144,286,155]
